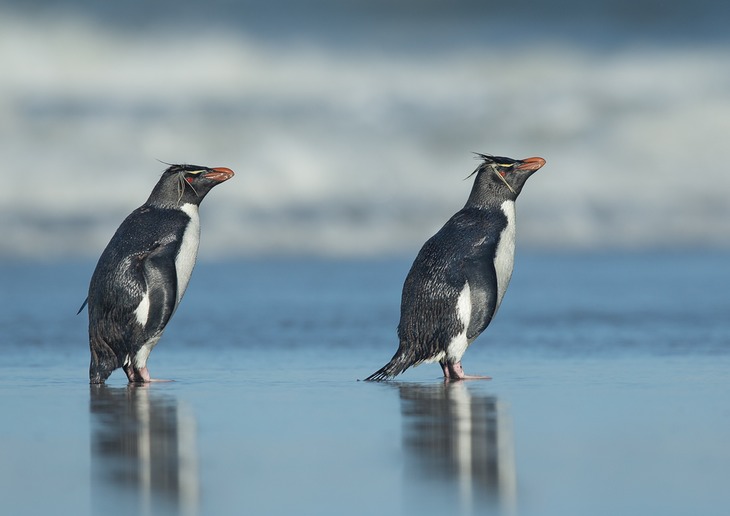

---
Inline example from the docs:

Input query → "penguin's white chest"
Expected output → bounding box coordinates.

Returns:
[176,203,201,304]
[493,200,516,308]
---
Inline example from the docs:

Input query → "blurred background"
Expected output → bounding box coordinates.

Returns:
[1,0,728,260]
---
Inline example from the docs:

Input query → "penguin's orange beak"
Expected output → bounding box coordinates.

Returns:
[203,167,235,182]
[516,157,546,172]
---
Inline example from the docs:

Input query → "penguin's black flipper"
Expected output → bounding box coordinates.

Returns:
[138,240,180,339]
[77,298,88,315]
[462,255,498,341]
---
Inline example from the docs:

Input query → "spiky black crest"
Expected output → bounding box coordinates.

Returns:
[473,153,519,166]
[465,153,521,180]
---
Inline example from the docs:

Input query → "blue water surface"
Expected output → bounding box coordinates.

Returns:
[1,252,729,515]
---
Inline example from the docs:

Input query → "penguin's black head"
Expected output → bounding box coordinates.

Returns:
[466,154,545,205]
[147,164,234,207]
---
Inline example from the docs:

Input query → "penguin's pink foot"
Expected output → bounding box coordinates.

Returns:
[123,365,172,383]
[440,361,491,381]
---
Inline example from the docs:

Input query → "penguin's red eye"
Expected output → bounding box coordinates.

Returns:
[185,177,194,184]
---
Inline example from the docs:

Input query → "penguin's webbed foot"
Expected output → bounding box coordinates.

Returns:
[123,364,172,383]
[440,360,491,381]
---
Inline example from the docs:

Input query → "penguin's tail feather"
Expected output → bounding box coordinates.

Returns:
[364,353,411,382]
[76,298,88,315]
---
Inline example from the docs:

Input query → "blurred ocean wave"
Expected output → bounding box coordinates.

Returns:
[1,1,729,258]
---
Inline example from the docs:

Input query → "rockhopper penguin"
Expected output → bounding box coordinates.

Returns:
[365,154,545,381]
[80,164,234,384]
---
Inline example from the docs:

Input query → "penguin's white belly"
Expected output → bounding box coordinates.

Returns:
[132,334,162,369]
[493,200,516,309]
[175,203,201,305]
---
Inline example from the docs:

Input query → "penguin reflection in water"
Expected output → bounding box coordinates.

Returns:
[79,164,234,384]
[366,154,545,381]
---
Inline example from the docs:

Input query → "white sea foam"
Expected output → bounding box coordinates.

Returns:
[1,11,729,258]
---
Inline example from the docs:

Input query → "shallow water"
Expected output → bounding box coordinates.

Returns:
[1,253,729,515]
